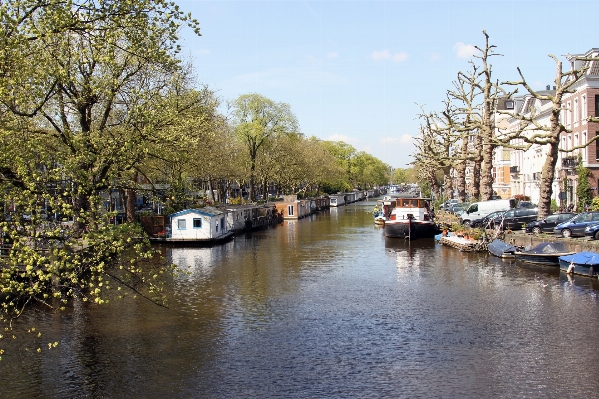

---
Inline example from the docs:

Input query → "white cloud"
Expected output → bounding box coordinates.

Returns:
[381,137,399,144]
[371,49,391,61]
[327,134,358,144]
[327,51,339,59]
[381,134,413,145]
[392,52,409,63]
[371,49,409,63]
[399,134,413,144]
[453,42,477,59]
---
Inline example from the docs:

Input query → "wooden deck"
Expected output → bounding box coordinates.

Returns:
[439,235,487,252]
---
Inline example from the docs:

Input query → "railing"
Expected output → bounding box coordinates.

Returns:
[562,156,579,169]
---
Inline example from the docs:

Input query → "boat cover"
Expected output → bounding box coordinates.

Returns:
[521,242,570,254]
[558,252,599,265]
[488,239,517,257]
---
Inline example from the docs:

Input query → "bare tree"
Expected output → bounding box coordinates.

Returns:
[502,54,598,219]
[413,102,461,200]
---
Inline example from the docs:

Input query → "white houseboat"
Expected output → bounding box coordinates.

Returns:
[162,207,234,244]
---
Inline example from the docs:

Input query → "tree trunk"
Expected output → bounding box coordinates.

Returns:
[443,168,453,200]
[480,125,494,201]
[471,133,483,201]
[538,142,559,220]
[206,177,214,201]
[456,136,468,202]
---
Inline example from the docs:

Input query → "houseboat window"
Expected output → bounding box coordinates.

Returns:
[177,219,186,229]
[288,205,294,216]
[221,217,225,231]
[193,218,201,228]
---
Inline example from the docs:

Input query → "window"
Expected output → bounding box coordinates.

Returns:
[177,219,186,229]
[596,132,599,160]
[566,101,571,127]
[574,98,579,124]
[546,215,558,223]
[582,94,587,123]
[567,134,572,150]
[193,218,202,228]
[595,95,599,116]
[221,217,225,231]
[288,205,294,216]
[505,100,514,109]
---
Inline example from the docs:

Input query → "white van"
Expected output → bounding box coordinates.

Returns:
[459,198,517,227]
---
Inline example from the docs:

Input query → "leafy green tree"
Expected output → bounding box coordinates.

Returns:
[231,93,299,201]
[576,161,592,212]
[0,0,200,355]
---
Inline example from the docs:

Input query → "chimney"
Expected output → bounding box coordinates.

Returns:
[546,85,550,90]
[553,86,556,90]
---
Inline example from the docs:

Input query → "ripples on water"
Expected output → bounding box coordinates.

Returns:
[2,202,599,398]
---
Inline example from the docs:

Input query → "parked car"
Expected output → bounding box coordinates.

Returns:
[470,210,506,228]
[459,198,517,227]
[584,222,599,240]
[448,202,469,215]
[517,201,536,209]
[440,199,458,211]
[496,208,538,230]
[525,212,576,234]
[554,211,599,237]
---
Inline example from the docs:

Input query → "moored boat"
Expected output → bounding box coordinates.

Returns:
[558,252,599,277]
[488,239,519,259]
[513,242,574,266]
[383,197,439,239]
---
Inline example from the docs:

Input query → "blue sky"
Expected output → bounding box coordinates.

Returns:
[177,0,599,168]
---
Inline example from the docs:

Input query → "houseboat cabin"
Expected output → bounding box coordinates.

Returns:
[168,208,233,243]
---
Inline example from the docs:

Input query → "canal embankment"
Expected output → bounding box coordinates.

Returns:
[507,230,599,253]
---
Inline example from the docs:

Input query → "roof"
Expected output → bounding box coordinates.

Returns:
[169,207,227,218]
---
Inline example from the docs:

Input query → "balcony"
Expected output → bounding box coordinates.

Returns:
[562,156,579,169]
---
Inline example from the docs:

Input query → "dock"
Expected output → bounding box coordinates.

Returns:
[438,235,486,252]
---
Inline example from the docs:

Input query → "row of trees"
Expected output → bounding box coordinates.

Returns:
[0,0,389,354]
[412,31,599,220]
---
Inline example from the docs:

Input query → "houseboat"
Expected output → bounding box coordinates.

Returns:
[274,195,311,219]
[151,207,234,244]
[225,203,281,232]
[383,197,439,239]
[329,194,346,207]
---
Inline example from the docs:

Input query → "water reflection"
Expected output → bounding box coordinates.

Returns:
[2,202,599,398]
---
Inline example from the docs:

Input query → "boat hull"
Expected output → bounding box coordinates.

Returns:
[558,259,599,277]
[558,253,599,277]
[383,220,438,239]
[514,253,567,266]
[488,239,517,259]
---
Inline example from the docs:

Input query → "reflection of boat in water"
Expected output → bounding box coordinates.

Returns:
[559,269,599,290]
[385,236,436,252]
[383,197,439,239]
[514,242,574,266]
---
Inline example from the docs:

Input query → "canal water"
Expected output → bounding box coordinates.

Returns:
[2,200,599,398]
